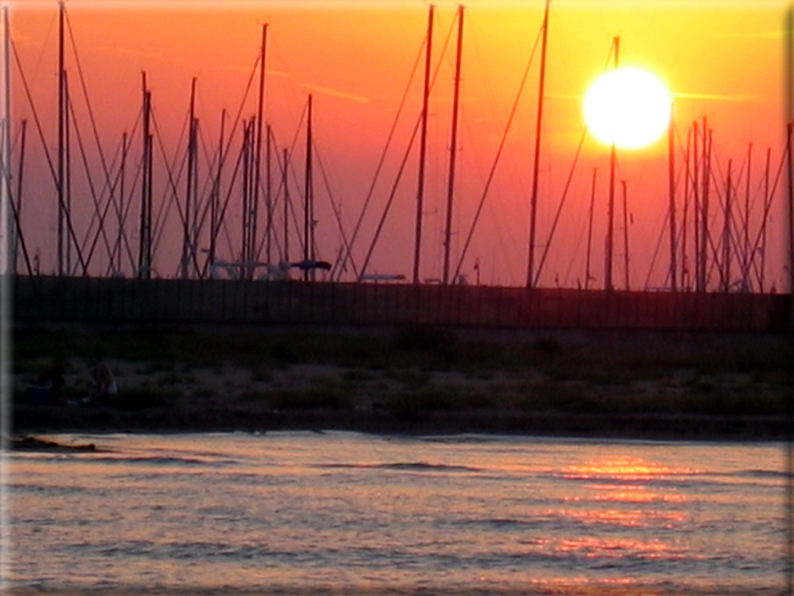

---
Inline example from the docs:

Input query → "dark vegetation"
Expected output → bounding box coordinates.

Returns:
[12,323,794,424]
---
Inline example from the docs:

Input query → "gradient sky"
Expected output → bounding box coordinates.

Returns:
[7,0,790,289]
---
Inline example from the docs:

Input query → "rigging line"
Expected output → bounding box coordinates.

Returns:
[533,126,586,286]
[179,119,217,269]
[111,112,144,275]
[256,127,286,264]
[148,106,188,248]
[282,104,310,258]
[747,145,787,284]
[251,126,305,265]
[65,9,126,254]
[267,145,287,264]
[359,113,423,277]
[11,37,87,274]
[105,133,142,277]
[251,135,295,264]
[210,128,249,267]
[307,138,356,276]
[148,108,195,275]
[333,35,427,282]
[362,5,475,280]
[338,12,457,281]
[534,40,619,287]
[644,207,671,290]
[706,142,746,288]
[68,97,116,273]
[217,51,260,183]
[71,105,134,273]
[195,50,260,271]
[0,138,34,276]
[452,25,544,281]
[645,149,692,290]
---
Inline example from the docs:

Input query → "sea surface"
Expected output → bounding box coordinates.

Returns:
[5,431,790,595]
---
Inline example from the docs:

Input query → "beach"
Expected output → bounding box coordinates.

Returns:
[11,323,794,441]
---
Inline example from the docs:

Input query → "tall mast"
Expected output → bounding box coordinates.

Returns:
[584,167,597,290]
[760,146,771,292]
[283,147,289,264]
[116,132,126,276]
[241,118,253,276]
[442,4,464,286]
[682,127,691,290]
[64,71,72,274]
[786,121,793,296]
[667,103,677,290]
[57,0,65,275]
[699,121,711,292]
[692,120,700,291]
[182,77,197,280]
[742,143,752,289]
[605,35,619,291]
[138,72,152,279]
[3,4,13,275]
[15,121,28,276]
[209,109,225,275]
[412,3,434,285]
[253,24,267,277]
[621,179,629,290]
[266,124,272,266]
[526,0,551,288]
[722,158,732,292]
[304,94,314,281]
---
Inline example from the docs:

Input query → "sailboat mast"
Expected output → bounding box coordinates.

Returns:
[742,143,752,289]
[682,127,691,290]
[266,124,272,267]
[442,4,464,286]
[692,121,700,291]
[621,179,629,290]
[760,146,771,292]
[3,4,13,275]
[138,72,152,279]
[117,132,126,275]
[699,121,711,292]
[667,103,677,290]
[209,109,226,275]
[605,36,619,291]
[412,3,434,285]
[182,77,197,280]
[283,147,289,264]
[526,0,551,288]
[253,23,267,278]
[722,158,732,292]
[57,0,65,276]
[304,94,313,281]
[584,167,597,290]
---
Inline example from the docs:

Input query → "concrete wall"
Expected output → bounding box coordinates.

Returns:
[12,276,792,332]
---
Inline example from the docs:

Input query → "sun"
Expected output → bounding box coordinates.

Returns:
[583,67,672,150]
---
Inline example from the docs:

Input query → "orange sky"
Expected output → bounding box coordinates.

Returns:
[7,0,790,289]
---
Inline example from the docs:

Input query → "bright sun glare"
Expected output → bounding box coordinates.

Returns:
[583,67,672,150]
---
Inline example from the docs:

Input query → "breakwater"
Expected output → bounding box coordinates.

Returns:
[11,275,792,332]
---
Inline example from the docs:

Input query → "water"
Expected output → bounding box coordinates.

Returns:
[6,432,789,594]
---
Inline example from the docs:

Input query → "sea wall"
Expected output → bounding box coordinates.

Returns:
[11,276,792,332]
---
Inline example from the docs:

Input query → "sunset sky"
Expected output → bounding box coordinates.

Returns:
[6,0,790,289]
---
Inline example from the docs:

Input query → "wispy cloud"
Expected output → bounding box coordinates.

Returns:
[675,92,764,102]
[94,44,180,66]
[300,82,369,104]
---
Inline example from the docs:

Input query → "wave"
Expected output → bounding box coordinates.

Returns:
[77,455,238,467]
[317,462,483,473]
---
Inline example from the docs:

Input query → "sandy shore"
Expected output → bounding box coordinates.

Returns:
[11,324,794,442]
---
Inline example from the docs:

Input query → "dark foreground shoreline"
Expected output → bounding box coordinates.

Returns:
[12,404,791,442]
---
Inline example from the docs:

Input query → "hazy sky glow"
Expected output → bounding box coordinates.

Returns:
[5,0,789,289]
